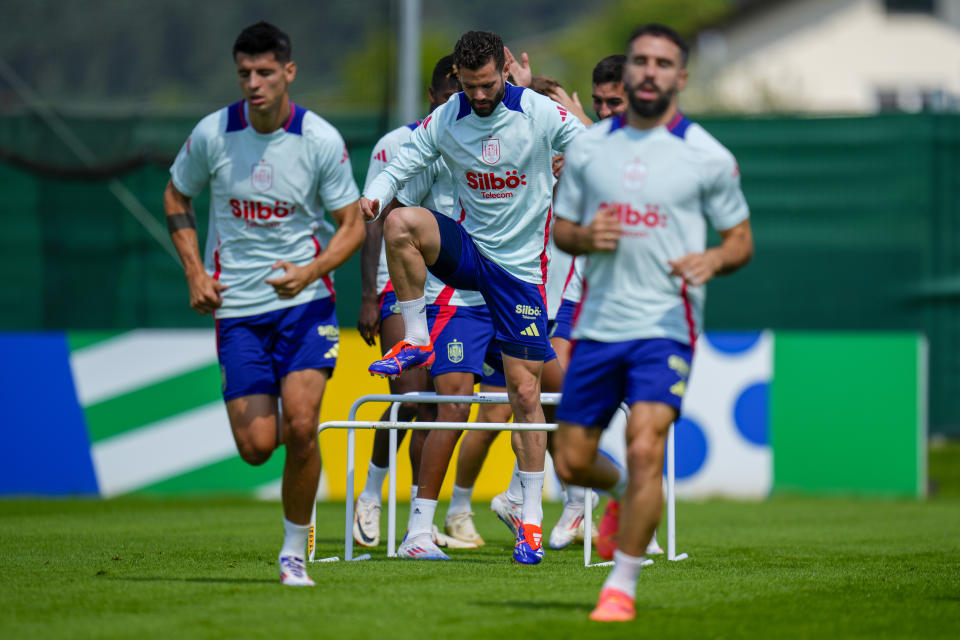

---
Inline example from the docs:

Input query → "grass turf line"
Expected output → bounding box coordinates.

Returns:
[0,496,958,639]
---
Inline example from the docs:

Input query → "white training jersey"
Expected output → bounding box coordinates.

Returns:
[544,234,572,319]
[560,254,585,305]
[170,100,360,319]
[554,113,749,344]
[363,123,419,297]
[364,84,585,285]
[396,155,484,307]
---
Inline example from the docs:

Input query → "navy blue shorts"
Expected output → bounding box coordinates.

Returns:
[427,211,548,361]
[550,299,577,342]
[379,289,399,322]
[216,298,338,401]
[556,338,692,428]
[479,332,559,388]
[427,304,496,379]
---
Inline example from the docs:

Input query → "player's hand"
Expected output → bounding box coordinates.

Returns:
[360,197,380,221]
[266,260,315,299]
[504,46,532,88]
[356,298,381,346]
[551,154,565,179]
[668,251,724,286]
[589,205,621,251]
[187,272,227,315]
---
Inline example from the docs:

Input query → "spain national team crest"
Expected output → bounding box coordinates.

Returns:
[251,160,273,192]
[481,138,501,165]
[622,158,647,191]
[447,339,464,363]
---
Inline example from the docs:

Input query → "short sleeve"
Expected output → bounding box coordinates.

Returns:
[169,122,212,198]
[316,132,361,212]
[703,151,749,231]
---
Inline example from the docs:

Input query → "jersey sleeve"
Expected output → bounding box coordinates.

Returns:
[363,129,406,192]
[702,150,749,231]
[396,160,440,207]
[553,135,589,224]
[363,108,446,212]
[536,92,586,154]
[169,119,213,198]
[315,131,361,213]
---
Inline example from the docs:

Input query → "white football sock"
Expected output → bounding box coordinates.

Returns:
[564,484,586,507]
[448,484,473,515]
[280,517,311,559]
[408,497,437,539]
[410,484,418,499]
[359,462,388,502]
[505,462,523,503]
[397,297,429,345]
[603,550,646,598]
[518,470,544,525]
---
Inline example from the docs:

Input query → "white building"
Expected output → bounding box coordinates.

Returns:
[685,0,960,113]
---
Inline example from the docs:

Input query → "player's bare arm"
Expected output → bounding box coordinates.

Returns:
[267,199,366,299]
[357,197,402,345]
[554,205,622,255]
[163,179,227,315]
[668,218,754,286]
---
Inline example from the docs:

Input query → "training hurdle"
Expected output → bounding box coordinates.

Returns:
[311,391,686,565]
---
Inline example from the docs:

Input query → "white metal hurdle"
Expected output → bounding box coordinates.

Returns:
[310,391,686,565]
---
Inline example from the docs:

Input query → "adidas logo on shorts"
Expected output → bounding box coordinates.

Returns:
[520,323,540,337]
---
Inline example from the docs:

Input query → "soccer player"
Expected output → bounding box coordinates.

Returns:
[444,63,631,551]
[551,24,753,621]
[352,55,461,550]
[360,30,585,564]
[163,22,365,586]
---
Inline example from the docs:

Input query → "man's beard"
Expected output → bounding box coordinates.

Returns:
[470,82,506,117]
[626,79,676,118]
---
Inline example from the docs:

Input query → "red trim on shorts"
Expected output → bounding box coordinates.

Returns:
[681,281,697,353]
[539,206,552,285]
[381,279,395,295]
[312,237,336,302]
[429,305,457,345]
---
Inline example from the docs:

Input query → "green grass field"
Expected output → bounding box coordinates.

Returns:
[2,443,959,639]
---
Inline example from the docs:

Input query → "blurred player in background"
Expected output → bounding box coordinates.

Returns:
[361,30,585,565]
[163,22,365,587]
[443,61,630,551]
[551,24,753,620]
[352,55,462,551]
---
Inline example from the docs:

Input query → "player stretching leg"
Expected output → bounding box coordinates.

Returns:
[361,31,585,564]
[352,56,461,549]
[551,24,753,620]
[165,23,365,586]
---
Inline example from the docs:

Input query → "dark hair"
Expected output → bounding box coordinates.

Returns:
[454,31,505,72]
[431,54,459,91]
[530,74,561,96]
[592,55,626,85]
[628,23,689,67]
[233,21,292,63]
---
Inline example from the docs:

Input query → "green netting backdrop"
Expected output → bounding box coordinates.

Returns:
[1,111,957,433]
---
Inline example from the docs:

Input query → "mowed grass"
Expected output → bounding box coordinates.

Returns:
[1,490,959,640]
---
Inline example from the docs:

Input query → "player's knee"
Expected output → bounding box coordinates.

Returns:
[437,402,471,423]
[283,414,319,455]
[236,439,273,466]
[553,447,589,484]
[383,206,419,244]
[625,436,663,474]
[511,381,541,415]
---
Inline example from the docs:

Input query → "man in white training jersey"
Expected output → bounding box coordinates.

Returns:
[551,24,753,620]
[163,22,365,587]
[360,30,585,564]
[352,55,461,550]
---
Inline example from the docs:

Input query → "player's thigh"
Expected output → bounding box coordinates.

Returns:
[385,206,443,264]
[554,339,626,429]
[623,400,676,467]
[549,335,571,371]
[225,393,280,461]
[501,352,543,397]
